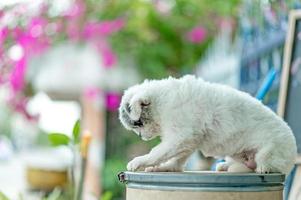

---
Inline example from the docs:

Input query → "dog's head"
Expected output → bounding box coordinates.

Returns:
[119,84,161,141]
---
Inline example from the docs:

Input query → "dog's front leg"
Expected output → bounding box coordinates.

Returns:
[127,139,193,171]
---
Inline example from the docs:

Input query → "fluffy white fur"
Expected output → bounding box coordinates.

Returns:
[119,75,297,174]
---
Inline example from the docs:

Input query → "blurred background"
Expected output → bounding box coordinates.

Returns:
[0,0,300,199]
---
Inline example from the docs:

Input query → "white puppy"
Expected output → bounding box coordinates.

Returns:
[119,75,297,174]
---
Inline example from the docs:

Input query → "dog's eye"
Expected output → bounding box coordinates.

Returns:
[125,103,131,113]
[140,102,150,107]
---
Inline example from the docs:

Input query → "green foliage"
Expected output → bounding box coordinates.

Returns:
[47,120,84,200]
[72,119,81,144]
[48,119,81,146]
[0,191,10,200]
[102,158,126,199]
[95,0,241,78]
[101,191,113,200]
[48,133,70,146]
[0,104,13,139]
[42,188,62,200]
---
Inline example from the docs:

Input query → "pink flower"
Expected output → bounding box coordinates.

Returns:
[29,17,47,38]
[0,27,8,45]
[83,18,125,68]
[84,87,102,101]
[98,19,125,36]
[17,31,48,56]
[20,17,51,54]
[95,40,117,68]
[83,22,102,39]
[83,18,125,39]
[12,27,23,40]
[12,25,50,56]
[9,56,27,93]
[8,96,39,121]
[64,0,86,41]
[186,26,207,44]
[106,92,121,111]
[101,47,117,68]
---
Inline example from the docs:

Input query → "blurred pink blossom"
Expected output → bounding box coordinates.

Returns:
[12,27,23,40]
[186,26,207,44]
[84,87,102,101]
[9,23,50,94]
[65,0,86,18]
[106,92,121,111]
[95,40,117,68]
[101,47,117,68]
[39,2,49,15]
[0,27,8,45]
[29,17,47,38]
[3,0,126,114]
[83,22,101,39]
[9,56,26,93]
[67,19,82,41]
[99,18,125,36]
[17,32,48,56]
[83,18,125,39]
[8,96,39,121]
[0,10,4,19]
[26,17,51,54]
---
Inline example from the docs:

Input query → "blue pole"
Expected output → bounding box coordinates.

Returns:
[255,68,277,101]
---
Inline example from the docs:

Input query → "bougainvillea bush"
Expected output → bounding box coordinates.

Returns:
[0,0,240,116]
[0,0,126,118]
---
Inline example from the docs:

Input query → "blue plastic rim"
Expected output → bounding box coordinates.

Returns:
[118,171,285,192]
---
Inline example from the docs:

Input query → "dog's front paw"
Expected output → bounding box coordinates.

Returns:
[144,166,159,172]
[255,164,271,174]
[127,156,147,171]
[144,165,183,172]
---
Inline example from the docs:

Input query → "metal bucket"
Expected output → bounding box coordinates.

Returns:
[118,171,285,200]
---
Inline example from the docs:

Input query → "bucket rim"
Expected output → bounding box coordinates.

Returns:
[118,171,285,186]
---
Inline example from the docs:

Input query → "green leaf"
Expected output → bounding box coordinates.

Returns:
[48,133,70,146]
[72,119,81,144]
[0,191,10,200]
[42,188,62,200]
[101,191,113,200]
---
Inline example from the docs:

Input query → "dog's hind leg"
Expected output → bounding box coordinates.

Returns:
[255,145,282,174]
[216,156,253,173]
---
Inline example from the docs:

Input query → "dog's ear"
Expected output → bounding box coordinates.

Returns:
[129,95,150,121]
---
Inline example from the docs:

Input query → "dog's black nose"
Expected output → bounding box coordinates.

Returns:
[133,120,143,127]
